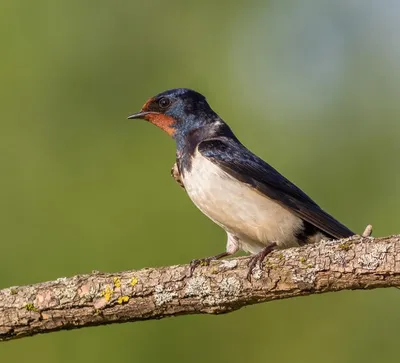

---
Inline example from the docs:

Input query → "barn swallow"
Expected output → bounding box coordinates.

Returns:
[128,88,354,279]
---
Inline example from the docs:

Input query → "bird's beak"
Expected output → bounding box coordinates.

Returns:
[127,110,175,136]
[127,111,153,120]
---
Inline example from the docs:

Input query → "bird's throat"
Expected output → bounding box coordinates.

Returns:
[144,113,176,136]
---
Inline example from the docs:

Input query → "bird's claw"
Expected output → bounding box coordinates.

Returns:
[189,251,230,276]
[246,243,277,282]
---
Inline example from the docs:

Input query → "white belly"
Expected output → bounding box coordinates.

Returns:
[182,152,303,252]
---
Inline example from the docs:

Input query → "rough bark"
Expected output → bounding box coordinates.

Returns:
[1,234,399,342]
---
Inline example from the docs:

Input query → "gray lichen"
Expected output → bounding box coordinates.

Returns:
[154,284,177,306]
[185,276,211,297]
[219,277,241,297]
[358,242,391,270]
[204,276,242,305]
[291,267,317,284]
[220,259,238,270]
[251,265,263,280]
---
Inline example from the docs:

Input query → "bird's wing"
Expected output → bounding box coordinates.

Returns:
[197,137,354,239]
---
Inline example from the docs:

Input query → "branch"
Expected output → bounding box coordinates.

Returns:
[1,234,399,341]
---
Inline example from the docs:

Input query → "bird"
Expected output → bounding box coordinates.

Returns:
[128,88,354,279]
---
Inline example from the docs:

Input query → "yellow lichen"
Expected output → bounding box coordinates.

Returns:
[265,261,275,269]
[339,242,352,251]
[117,296,130,304]
[299,256,307,263]
[102,285,113,302]
[130,277,138,287]
[113,277,121,288]
[25,303,38,312]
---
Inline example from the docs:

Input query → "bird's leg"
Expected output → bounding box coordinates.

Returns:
[247,242,277,281]
[189,233,239,276]
[171,162,185,189]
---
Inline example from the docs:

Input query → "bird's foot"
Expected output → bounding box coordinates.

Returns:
[189,252,230,276]
[247,243,277,282]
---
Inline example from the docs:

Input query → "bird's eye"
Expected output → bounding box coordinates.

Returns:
[158,97,171,109]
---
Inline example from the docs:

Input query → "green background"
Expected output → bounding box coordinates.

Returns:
[1,1,399,362]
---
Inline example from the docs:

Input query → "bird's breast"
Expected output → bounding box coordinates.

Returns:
[181,151,304,249]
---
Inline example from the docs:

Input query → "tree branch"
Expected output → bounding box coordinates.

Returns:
[1,234,399,341]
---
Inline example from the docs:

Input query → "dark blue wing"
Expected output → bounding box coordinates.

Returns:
[198,137,354,239]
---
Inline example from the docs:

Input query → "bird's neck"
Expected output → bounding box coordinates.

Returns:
[175,120,236,173]
[176,120,232,151]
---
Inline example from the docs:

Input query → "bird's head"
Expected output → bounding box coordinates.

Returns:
[128,88,219,140]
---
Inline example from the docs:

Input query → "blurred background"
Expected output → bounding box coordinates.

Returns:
[1,0,399,362]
